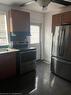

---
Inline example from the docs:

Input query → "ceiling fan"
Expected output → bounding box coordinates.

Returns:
[20,0,71,8]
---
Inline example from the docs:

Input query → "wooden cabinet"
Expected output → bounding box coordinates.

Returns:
[0,52,16,79]
[52,11,71,33]
[52,14,62,32]
[8,9,30,32]
[62,11,71,24]
[52,14,62,27]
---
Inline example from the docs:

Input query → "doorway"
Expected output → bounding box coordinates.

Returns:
[30,24,41,60]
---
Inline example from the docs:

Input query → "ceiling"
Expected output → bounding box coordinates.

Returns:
[0,0,70,13]
[0,0,31,5]
[21,2,65,13]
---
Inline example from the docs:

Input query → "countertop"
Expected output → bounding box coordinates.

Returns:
[0,47,36,54]
[0,48,19,54]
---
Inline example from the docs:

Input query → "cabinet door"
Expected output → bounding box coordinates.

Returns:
[10,10,30,32]
[52,14,62,33]
[62,11,71,24]
[52,14,62,27]
[0,52,16,79]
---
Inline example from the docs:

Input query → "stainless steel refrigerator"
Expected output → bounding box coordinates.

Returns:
[51,25,71,81]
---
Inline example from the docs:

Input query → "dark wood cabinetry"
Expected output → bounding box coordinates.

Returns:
[52,14,62,27]
[52,11,71,32]
[0,52,16,79]
[62,11,71,24]
[8,9,30,32]
[52,14,62,32]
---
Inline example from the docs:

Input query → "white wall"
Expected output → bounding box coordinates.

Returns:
[43,6,71,64]
[43,13,52,64]
[0,3,10,12]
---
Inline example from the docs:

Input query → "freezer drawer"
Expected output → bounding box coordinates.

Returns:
[51,57,71,81]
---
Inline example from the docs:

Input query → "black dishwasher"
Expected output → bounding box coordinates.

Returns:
[16,48,36,75]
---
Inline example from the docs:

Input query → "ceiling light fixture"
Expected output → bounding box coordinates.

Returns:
[36,0,51,8]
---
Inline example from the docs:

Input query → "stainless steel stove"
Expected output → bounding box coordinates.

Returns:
[16,47,36,75]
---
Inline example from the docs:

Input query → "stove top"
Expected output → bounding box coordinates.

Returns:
[14,47,36,52]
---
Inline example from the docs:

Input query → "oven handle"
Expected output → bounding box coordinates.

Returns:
[20,50,36,54]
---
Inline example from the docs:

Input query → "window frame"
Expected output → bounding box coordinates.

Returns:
[0,11,8,46]
[30,24,41,44]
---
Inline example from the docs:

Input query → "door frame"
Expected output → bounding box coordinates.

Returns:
[30,23,42,59]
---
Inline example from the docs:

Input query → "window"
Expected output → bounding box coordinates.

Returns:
[30,25,40,44]
[0,13,8,46]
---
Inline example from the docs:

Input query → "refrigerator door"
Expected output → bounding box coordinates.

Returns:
[63,25,71,61]
[51,57,71,81]
[52,26,64,58]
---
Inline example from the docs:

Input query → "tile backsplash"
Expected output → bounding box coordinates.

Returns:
[8,32,30,49]
[10,32,30,41]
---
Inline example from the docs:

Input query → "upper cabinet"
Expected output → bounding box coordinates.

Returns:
[8,9,30,32]
[52,14,62,33]
[62,11,71,24]
[52,11,71,29]
[52,14,62,29]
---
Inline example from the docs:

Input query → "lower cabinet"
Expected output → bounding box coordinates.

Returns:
[0,52,16,80]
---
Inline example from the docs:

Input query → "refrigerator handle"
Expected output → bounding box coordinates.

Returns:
[59,27,63,56]
[62,27,65,55]
[61,27,65,56]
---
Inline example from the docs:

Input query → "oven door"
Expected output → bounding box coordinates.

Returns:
[19,50,36,74]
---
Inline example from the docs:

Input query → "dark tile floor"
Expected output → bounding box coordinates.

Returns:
[0,61,71,95]
[30,62,71,95]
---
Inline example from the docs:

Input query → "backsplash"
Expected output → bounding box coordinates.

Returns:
[8,32,30,49]
[10,32,30,41]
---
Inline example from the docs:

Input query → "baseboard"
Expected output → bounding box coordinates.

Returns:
[36,59,41,62]
[42,59,50,64]
[36,59,50,64]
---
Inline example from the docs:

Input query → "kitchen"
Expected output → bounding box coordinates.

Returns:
[0,0,71,95]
